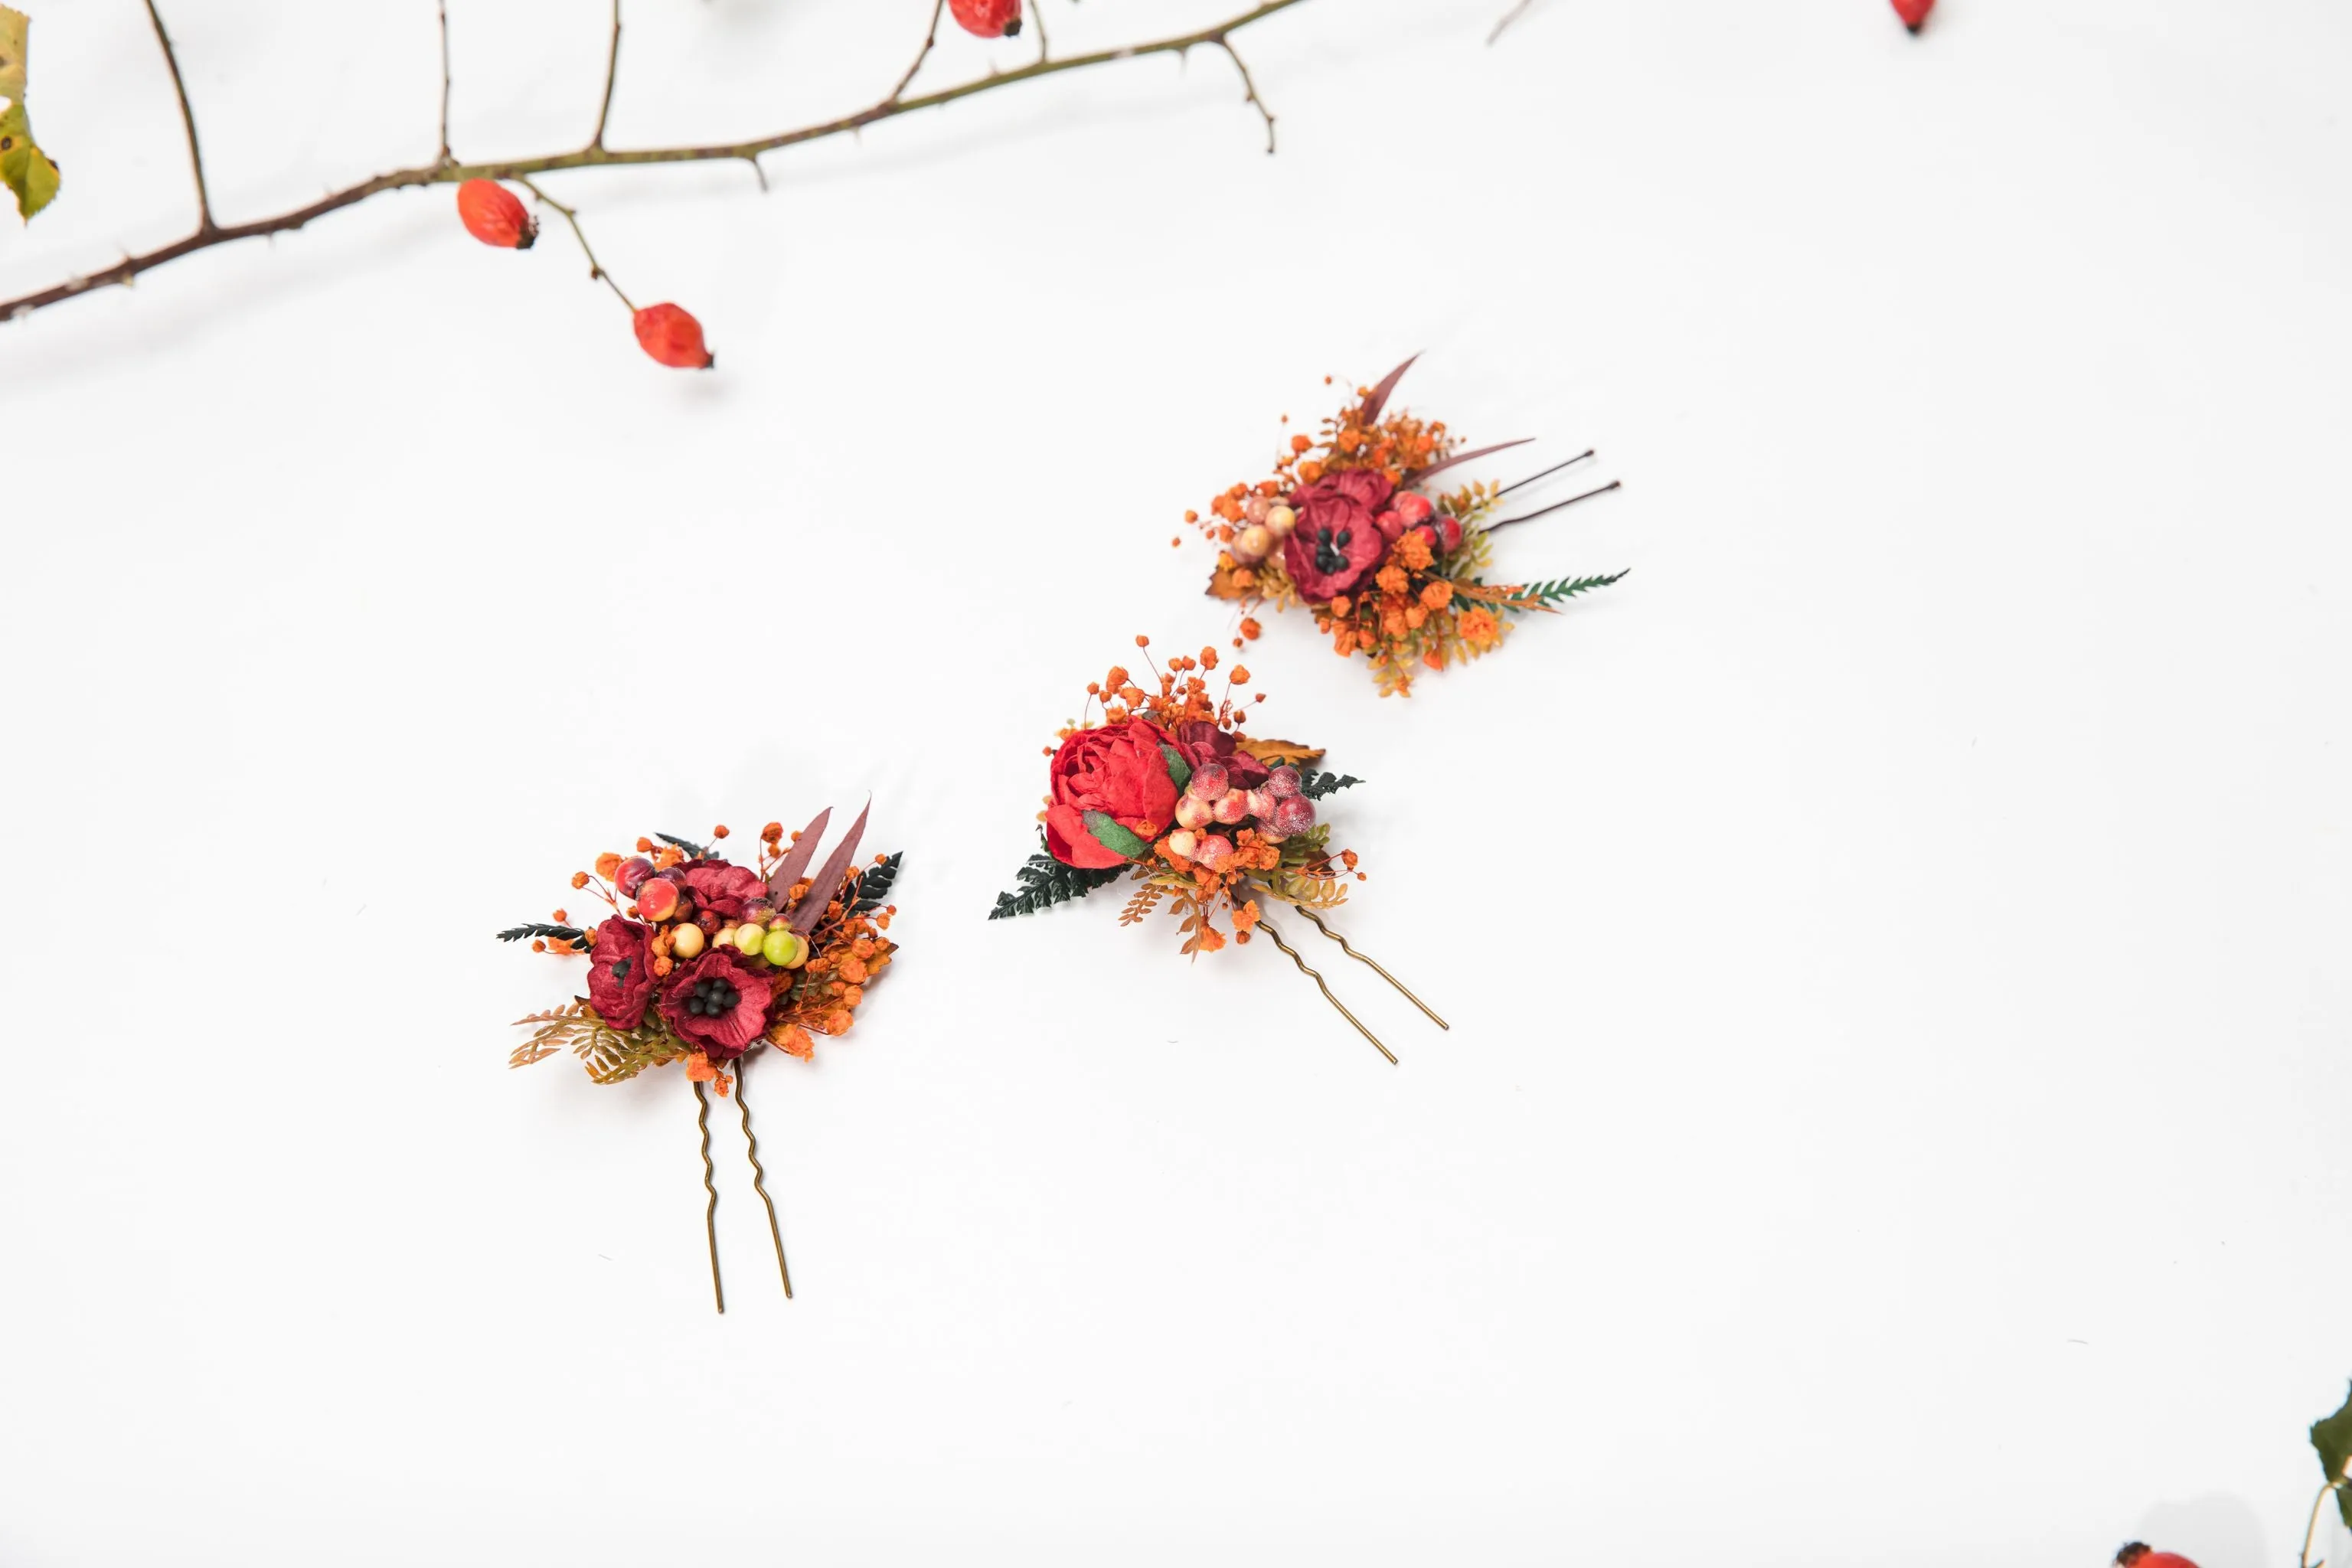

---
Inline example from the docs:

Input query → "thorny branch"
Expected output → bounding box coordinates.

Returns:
[139,0,213,230]
[590,0,622,151]
[1488,0,1537,45]
[887,0,949,106]
[514,174,632,313]
[2,0,1308,325]
[435,0,452,164]
[1213,36,1276,153]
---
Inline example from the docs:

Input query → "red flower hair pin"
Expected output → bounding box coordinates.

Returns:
[991,638,1443,1063]
[1189,355,1628,696]
[500,807,901,1311]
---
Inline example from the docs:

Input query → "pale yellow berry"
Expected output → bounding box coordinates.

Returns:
[1233,524,1272,563]
[1266,504,1297,537]
[1166,828,1200,860]
[671,924,707,959]
[733,922,766,954]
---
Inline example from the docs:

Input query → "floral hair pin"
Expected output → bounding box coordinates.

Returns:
[499,806,901,1311]
[1189,354,1628,696]
[990,637,1442,1063]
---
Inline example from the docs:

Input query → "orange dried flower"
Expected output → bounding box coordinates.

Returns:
[594,852,622,880]
[1240,617,1262,640]
[570,871,590,889]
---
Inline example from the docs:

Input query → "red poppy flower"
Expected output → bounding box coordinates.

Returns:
[586,918,655,1031]
[658,947,773,1061]
[1282,470,1393,601]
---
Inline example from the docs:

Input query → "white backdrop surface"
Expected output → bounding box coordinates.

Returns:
[1,2,2347,1563]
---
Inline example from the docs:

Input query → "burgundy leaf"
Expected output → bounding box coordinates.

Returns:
[764,805,833,904]
[789,799,871,936]
[1408,437,1534,488]
[1357,354,1419,425]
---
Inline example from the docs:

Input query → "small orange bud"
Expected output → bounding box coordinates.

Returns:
[593,851,622,880]
[633,303,713,369]
[712,824,730,839]
[456,179,537,249]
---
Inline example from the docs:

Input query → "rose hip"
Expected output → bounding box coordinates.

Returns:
[456,179,537,249]
[949,0,1023,38]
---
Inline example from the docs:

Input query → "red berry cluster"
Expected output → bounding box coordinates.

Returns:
[452,177,712,371]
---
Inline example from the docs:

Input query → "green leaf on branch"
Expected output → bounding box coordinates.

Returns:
[1083,810,1150,861]
[0,8,60,220]
[1159,744,1192,795]
[1519,570,1628,608]
[2314,1380,2352,1527]
[988,848,1127,920]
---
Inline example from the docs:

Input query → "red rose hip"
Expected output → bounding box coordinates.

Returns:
[456,179,537,249]
[633,303,714,369]
[950,0,1022,38]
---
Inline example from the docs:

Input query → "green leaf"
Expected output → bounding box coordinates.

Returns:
[0,8,61,221]
[1158,743,1192,795]
[2314,1381,2352,1527]
[1083,810,1149,861]
[1298,769,1361,801]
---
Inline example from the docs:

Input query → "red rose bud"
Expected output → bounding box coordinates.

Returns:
[1891,0,1933,31]
[633,303,714,369]
[950,0,1022,38]
[635,875,682,922]
[1394,492,1435,528]
[613,856,655,897]
[456,179,537,249]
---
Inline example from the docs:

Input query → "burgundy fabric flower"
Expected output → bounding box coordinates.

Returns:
[1044,717,1179,868]
[678,859,764,920]
[658,947,773,1061]
[1283,469,1394,601]
[1171,720,1269,790]
[586,918,655,1031]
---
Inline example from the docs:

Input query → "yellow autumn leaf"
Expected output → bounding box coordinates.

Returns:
[1236,737,1325,767]
[0,5,61,220]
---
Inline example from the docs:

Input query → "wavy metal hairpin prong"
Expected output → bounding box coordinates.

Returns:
[733,1053,793,1301]
[1295,905,1449,1031]
[692,1077,724,1315]
[1260,916,1396,1065]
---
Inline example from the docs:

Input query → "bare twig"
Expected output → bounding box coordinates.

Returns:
[514,174,634,313]
[2,0,1310,324]
[1488,0,1536,44]
[435,0,452,164]
[1211,35,1275,153]
[888,0,950,106]
[590,0,622,150]
[139,0,214,230]
[1030,0,1050,66]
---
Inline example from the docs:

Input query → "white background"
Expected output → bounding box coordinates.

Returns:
[1,1,2347,1563]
